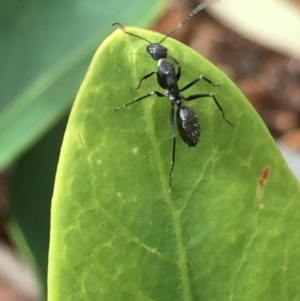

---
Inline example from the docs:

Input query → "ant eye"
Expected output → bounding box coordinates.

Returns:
[146,45,155,55]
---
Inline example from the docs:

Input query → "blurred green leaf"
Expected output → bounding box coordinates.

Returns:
[49,28,300,300]
[9,117,68,297]
[0,0,164,171]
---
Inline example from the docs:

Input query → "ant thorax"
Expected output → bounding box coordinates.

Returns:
[157,59,176,74]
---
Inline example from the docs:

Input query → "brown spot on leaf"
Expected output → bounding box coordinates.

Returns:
[256,165,271,197]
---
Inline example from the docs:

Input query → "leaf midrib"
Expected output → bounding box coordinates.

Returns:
[145,100,192,301]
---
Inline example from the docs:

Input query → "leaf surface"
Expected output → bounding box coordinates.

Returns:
[49,27,300,301]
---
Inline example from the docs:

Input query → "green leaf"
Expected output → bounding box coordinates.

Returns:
[0,0,164,171]
[49,27,300,301]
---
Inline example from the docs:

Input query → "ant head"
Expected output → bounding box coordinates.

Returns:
[146,43,168,61]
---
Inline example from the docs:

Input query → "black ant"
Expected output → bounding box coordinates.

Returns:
[113,0,234,188]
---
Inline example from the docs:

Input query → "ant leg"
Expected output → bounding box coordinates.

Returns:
[169,105,176,189]
[180,76,221,92]
[114,91,165,111]
[132,71,157,91]
[170,56,181,81]
[185,93,234,126]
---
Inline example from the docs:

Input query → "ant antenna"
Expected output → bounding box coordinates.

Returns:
[112,22,152,44]
[159,0,220,44]
[112,0,219,47]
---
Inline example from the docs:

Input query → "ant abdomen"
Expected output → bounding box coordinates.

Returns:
[177,106,200,147]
